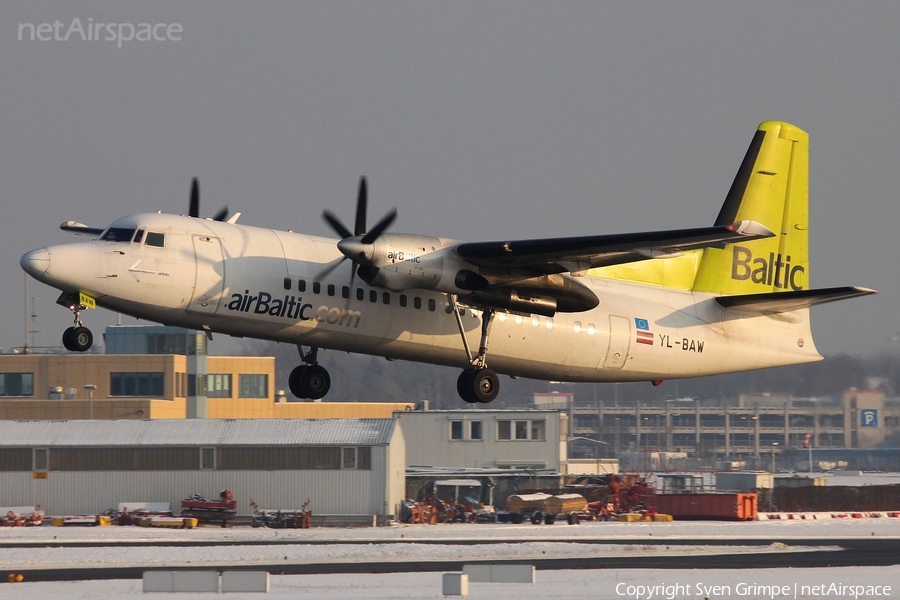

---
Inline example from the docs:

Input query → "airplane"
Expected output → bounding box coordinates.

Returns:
[20,121,875,404]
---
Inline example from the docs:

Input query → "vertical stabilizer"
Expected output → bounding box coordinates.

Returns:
[693,121,809,295]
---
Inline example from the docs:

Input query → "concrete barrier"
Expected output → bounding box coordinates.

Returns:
[442,572,468,597]
[462,565,535,583]
[142,571,219,593]
[222,571,269,593]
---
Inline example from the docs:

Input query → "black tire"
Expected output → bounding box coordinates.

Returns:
[62,327,76,351]
[71,327,93,352]
[544,513,555,525]
[471,368,500,403]
[457,370,478,403]
[288,365,308,399]
[300,364,331,400]
[567,513,580,525]
[600,513,610,522]
[530,511,542,525]
[509,512,523,524]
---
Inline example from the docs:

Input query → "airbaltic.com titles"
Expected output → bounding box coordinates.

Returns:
[616,581,891,600]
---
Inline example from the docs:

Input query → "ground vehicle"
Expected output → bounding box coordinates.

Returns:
[505,493,587,525]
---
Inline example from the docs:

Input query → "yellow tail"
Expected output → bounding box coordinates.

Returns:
[693,121,809,294]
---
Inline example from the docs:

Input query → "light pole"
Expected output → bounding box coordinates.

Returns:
[769,441,779,512]
[84,384,97,419]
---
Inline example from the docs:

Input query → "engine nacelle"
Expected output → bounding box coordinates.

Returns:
[460,290,558,318]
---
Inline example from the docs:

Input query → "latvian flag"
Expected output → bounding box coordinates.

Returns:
[635,317,654,345]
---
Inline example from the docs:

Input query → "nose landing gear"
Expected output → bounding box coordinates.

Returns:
[289,346,331,400]
[62,301,93,352]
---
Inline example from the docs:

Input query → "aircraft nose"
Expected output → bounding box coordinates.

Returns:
[20,248,51,277]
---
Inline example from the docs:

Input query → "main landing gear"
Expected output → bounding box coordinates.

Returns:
[449,295,501,404]
[289,345,331,400]
[62,302,93,352]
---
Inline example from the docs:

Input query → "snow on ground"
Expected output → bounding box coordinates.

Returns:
[1,519,899,598]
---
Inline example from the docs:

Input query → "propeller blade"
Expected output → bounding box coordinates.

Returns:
[322,210,353,239]
[354,177,367,236]
[315,256,347,280]
[189,178,200,218]
[360,208,397,245]
[212,206,229,222]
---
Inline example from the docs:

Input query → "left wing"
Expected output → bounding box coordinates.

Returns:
[455,220,773,275]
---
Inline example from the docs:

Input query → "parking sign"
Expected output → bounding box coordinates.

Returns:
[860,409,878,428]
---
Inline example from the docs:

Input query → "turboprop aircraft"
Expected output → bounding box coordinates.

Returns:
[20,121,875,403]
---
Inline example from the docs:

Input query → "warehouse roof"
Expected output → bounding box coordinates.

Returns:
[0,419,398,447]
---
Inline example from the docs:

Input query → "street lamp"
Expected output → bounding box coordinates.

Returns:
[84,384,97,419]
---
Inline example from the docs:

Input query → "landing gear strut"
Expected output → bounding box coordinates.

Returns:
[289,345,331,400]
[62,302,93,352]
[449,295,500,404]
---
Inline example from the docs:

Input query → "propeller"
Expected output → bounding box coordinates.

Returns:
[188,177,230,221]
[317,176,397,282]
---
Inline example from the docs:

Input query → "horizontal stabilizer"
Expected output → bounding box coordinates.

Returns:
[716,286,877,313]
[60,221,104,236]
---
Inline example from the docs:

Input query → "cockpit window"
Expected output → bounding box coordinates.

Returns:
[100,228,137,242]
[145,232,165,248]
[133,229,144,244]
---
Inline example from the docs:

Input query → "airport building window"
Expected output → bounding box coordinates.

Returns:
[0,373,34,397]
[110,372,164,397]
[145,232,165,247]
[146,333,187,355]
[470,421,483,440]
[201,447,216,470]
[238,374,268,398]
[450,420,463,440]
[33,448,49,471]
[497,419,545,441]
[206,374,232,398]
[0,449,32,471]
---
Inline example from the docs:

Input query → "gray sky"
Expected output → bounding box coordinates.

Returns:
[0,2,896,357]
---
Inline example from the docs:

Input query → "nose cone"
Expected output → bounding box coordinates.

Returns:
[337,237,374,262]
[20,248,50,277]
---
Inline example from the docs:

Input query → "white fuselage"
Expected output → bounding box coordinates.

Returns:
[25,213,823,382]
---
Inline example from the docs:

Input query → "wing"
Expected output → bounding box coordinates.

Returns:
[454,220,773,275]
[60,221,104,236]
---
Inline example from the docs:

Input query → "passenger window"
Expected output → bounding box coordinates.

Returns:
[342,286,350,299]
[356,288,364,301]
[428,299,436,312]
[370,290,377,303]
[298,280,306,292]
[327,284,335,297]
[313,281,321,294]
[414,297,422,309]
[399,295,407,308]
[133,229,144,244]
[383,292,390,305]
[145,232,165,247]
[283,277,291,291]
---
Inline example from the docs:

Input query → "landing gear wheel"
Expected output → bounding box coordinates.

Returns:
[457,367,500,404]
[289,364,331,400]
[300,364,331,400]
[289,365,309,399]
[62,327,76,351]
[69,327,93,352]
[457,370,478,404]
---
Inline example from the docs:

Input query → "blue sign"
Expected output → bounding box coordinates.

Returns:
[860,409,878,428]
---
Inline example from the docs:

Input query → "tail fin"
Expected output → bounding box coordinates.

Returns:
[693,121,809,295]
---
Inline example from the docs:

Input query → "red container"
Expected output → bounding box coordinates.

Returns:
[651,493,757,520]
